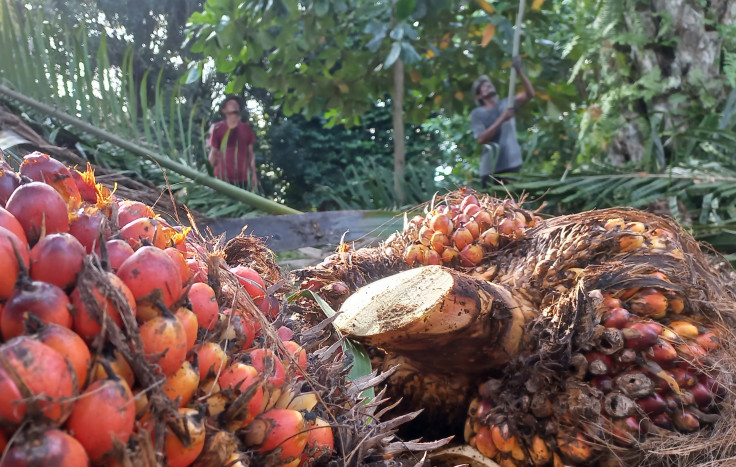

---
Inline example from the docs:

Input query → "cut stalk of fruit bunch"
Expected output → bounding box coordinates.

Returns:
[335,265,529,374]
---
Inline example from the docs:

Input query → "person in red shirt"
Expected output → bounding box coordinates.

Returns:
[208,96,257,189]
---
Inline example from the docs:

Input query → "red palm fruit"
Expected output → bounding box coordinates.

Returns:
[700,375,726,400]
[602,307,630,329]
[473,209,493,231]
[480,227,499,248]
[6,182,70,245]
[1,281,72,340]
[299,416,334,466]
[618,286,641,301]
[0,336,74,424]
[459,194,480,211]
[230,265,266,305]
[36,323,92,388]
[497,217,514,237]
[666,292,685,314]
[0,160,20,207]
[0,226,30,300]
[282,341,308,374]
[670,368,697,389]
[440,246,460,263]
[429,212,453,236]
[557,431,592,464]
[464,218,480,239]
[196,342,228,379]
[189,282,219,330]
[668,320,699,339]
[70,167,98,204]
[120,217,167,249]
[408,215,424,228]
[642,321,663,336]
[621,322,659,350]
[602,295,622,309]
[645,339,678,366]
[91,349,135,388]
[460,244,483,266]
[175,307,198,351]
[249,348,287,387]
[245,409,310,464]
[529,435,551,465]
[430,231,449,253]
[690,382,713,407]
[473,426,498,459]
[696,332,719,351]
[672,410,699,432]
[163,360,200,407]
[187,258,208,283]
[163,408,206,467]
[423,248,441,265]
[139,311,187,376]
[221,308,260,351]
[677,343,707,362]
[404,243,426,266]
[29,233,85,290]
[65,371,135,461]
[2,429,89,466]
[491,424,520,454]
[116,200,155,228]
[650,412,673,429]
[164,247,190,285]
[19,152,82,209]
[105,239,134,271]
[628,288,668,317]
[453,213,470,226]
[618,234,645,252]
[585,352,613,375]
[463,203,482,217]
[116,246,183,316]
[0,206,27,243]
[71,272,137,341]
[69,209,111,254]
[219,362,264,426]
[451,225,473,251]
[418,226,434,246]
[636,393,666,415]
[258,294,281,321]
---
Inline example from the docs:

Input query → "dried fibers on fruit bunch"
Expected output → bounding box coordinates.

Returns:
[296,188,736,465]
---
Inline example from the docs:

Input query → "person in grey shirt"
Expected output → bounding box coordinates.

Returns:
[470,57,535,187]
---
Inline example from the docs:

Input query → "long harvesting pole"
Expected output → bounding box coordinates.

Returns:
[506,0,526,109]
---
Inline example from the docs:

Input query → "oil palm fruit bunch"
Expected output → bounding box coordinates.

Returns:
[294,188,736,466]
[0,151,429,466]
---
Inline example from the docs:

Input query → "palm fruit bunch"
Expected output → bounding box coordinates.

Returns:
[0,150,427,466]
[294,188,736,466]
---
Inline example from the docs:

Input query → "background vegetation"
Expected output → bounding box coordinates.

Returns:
[0,0,735,253]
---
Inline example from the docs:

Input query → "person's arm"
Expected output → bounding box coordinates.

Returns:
[208,146,222,170]
[474,107,515,145]
[207,125,222,171]
[512,56,535,107]
[247,143,257,188]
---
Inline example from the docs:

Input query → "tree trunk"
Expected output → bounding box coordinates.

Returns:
[392,58,405,207]
[607,0,736,166]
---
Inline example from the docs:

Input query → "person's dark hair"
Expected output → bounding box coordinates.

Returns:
[219,95,243,113]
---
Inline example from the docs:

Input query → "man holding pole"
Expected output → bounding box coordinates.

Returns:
[470,56,535,187]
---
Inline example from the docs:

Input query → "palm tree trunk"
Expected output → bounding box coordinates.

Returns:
[392,58,405,207]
